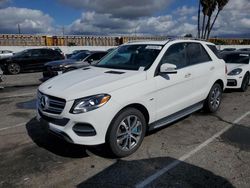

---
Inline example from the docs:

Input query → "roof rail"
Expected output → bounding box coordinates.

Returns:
[168,37,208,42]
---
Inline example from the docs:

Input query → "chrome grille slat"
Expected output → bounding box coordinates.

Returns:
[38,91,66,114]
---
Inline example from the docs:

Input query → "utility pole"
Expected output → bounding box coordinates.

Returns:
[18,24,21,34]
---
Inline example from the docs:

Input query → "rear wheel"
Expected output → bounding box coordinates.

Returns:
[240,73,249,92]
[203,83,222,113]
[7,63,21,75]
[106,108,146,157]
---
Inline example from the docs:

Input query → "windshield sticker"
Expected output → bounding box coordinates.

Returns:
[145,45,162,50]
[239,54,249,57]
[138,67,145,71]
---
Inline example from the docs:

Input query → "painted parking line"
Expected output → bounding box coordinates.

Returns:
[135,111,250,188]
[0,92,36,99]
[0,122,26,132]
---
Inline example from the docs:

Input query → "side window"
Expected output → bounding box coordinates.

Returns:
[187,43,211,65]
[30,50,42,57]
[42,50,56,57]
[89,53,101,61]
[160,43,187,69]
[207,45,222,59]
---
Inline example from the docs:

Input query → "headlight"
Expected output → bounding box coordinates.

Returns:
[70,94,111,114]
[228,68,242,75]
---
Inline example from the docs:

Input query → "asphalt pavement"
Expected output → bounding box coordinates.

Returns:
[0,73,249,188]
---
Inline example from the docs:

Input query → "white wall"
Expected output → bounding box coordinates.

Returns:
[0,45,250,54]
[0,46,115,54]
[216,45,250,50]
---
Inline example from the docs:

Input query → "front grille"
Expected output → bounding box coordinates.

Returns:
[227,79,237,86]
[38,91,66,114]
[38,110,69,126]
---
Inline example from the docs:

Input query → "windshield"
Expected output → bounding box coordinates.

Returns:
[13,49,29,57]
[95,44,162,70]
[223,53,250,64]
[70,52,90,61]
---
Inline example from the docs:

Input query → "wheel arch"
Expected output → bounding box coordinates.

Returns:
[214,79,224,90]
[105,103,150,141]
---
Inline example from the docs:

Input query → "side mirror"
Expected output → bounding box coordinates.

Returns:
[88,59,94,63]
[160,63,177,74]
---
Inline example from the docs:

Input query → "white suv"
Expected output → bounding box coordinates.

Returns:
[37,39,227,157]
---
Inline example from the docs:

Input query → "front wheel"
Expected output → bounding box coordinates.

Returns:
[240,73,249,92]
[203,83,223,113]
[7,63,21,75]
[106,108,146,157]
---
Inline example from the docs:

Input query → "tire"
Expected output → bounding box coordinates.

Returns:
[203,83,223,113]
[7,63,21,75]
[240,73,249,92]
[106,108,146,157]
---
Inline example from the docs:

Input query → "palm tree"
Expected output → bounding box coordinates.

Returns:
[198,0,201,38]
[207,0,229,39]
[204,0,217,39]
[200,0,210,39]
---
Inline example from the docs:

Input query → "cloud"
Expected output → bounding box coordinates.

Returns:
[58,0,173,19]
[0,0,10,7]
[207,0,250,37]
[175,6,196,16]
[0,7,55,34]
[67,11,196,36]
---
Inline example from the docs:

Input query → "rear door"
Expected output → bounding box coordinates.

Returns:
[185,42,214,100]
[18,49,41,71]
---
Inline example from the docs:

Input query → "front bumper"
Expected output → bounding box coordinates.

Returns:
[36,97,120,146]
[226,75,243,89]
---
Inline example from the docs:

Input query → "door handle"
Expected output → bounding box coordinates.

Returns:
[185,73,191,78]
[210,66,215,71]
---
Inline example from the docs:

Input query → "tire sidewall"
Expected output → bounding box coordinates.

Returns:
[206,83,222,113]
[107,108,146,157]
[241,73,249,92]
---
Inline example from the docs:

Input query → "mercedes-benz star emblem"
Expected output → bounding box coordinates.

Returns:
[40,95,49,110]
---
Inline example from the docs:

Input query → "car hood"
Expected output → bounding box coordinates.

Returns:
[227,63,248,72]
[39,67,146,101]
[45,59,78,67]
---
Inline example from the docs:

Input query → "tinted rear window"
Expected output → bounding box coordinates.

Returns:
[207,45,222,59]
[187,43,211,65]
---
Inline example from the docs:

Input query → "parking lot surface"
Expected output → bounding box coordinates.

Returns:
[0,73,249,188]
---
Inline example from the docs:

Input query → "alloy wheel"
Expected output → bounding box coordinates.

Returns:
[116,115,142,151]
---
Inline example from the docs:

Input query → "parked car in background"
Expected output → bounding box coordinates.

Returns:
[220,48,236,52]
[221,51,250,92]
[0,50,13,59]
[43,51,108,80]
[66,50,90,59]
[37,39,226,157]
[0,67,4,89]
[0,48,64,75]
[51,47,65,58]
[237,48,250,52]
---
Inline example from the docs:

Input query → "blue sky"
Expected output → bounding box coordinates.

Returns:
[0,0,249,37]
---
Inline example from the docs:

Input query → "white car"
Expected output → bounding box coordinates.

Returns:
[0,50,13,59]
[222,51,250,92]
[37,39,227,157]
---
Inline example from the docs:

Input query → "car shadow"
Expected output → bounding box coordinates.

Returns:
[26,118,116,159]
[26,118,88,158]
[77,157,235,188]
